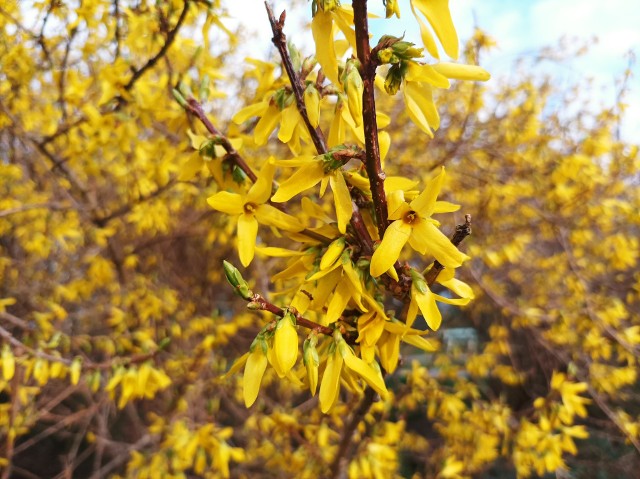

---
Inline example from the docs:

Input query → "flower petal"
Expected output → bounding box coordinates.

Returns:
[410,167,445,216]
[415,221,469,268]
[433,62,490,82]
[410,0,440,59]
[243,348,267,407]
[319,348,343,413]
[254,104,281,145]
[414,287,442,331]
[412,0,459,59]
[403,81,439,136]
[311,11,339,85]
[405,62,450,89]
[330,172,353,234]
[271,161,325,202]
[237,213,259,266]
[232,101,269,124]
[207,191,244,215]
[370,220,412,277]
[254,204,302,231]
[341,345,388,397]
[277,104,301,143]
[246,158,276,205]
[433,200,460,214]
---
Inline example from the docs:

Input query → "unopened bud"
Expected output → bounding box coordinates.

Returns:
[410,268,428,294]
[384,64,404,95]
[223,260,253,300]
[172,89,188,109]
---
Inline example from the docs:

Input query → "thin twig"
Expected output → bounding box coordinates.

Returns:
[0,319,162,370]
[329,387,377,478]
[123,1,190,93]
[265,3,328,154]
[184,98,330,244]
[263,2,374,252]
[185,98,257,182]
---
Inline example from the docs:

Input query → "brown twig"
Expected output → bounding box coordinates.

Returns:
[185,98,330,245]
[0,320,162,370]
[185,98,258,182]
[123,1,190,94]
[263,2,374,253]
[329,387,377,478]
[93,179,178,227]
[250,294,333,336]
[265,3,328,154]
[352,0,388,240]
[425,214,472,285]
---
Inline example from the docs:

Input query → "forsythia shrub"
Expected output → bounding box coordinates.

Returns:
[0,0,638,478]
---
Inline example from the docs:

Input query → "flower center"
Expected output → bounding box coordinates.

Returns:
[403,210,419,224]
[244,202,257,214]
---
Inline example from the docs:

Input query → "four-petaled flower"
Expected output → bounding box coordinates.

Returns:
[207,158,303,266]
[370,167,469,277]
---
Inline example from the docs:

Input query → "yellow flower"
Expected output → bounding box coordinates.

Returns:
[303,332,320,395]
[271,154,353,234]
[2,345,15,381]
[311,3,356,85]
[232,90,310,151]
[207,158,303,266]
[401,61,489,136]
[370,167,468,277]
[243,338,268,407]
[410,0,459,60]
[273,312,298,375]
[319,331,388,413]
[385,0,401,19]
[406,269,472,331]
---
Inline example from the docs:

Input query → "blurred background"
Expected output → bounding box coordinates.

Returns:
[0,0,638,477]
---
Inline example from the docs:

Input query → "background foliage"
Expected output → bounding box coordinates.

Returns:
[0,0,638,478]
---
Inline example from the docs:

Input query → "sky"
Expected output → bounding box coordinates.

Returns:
[225,0,639,140]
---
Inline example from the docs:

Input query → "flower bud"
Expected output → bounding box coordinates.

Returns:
[70,357,82,385]
[384,64,404,95]
[172,88,188,109]
[410,268,428,294]
[320,237,346,270]
[222,260,253,300]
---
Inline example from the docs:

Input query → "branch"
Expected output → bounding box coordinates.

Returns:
[352,0,388,240]
[264,3,374,252]
[185,98,330,245]
[425,214,472,285]
[248,294,357,343]
[123,1,190,93]
[0,317,162,370]
[185,98,258,182]
[265,3,328,154]
[93,179,178,227]
[329,387,377,478]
